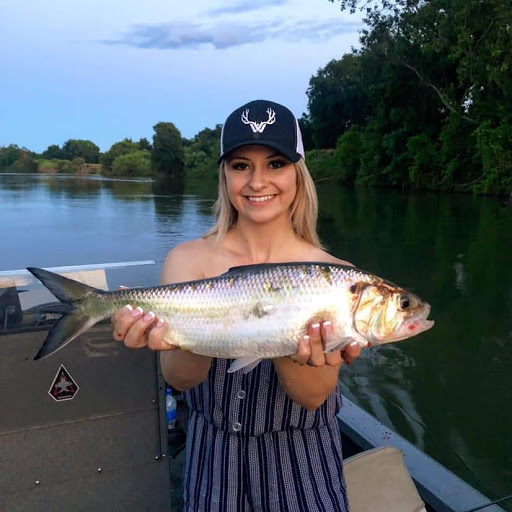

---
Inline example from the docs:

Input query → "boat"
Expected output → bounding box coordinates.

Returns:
[0,262,509,512]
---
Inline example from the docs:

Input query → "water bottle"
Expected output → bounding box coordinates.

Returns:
[165,387,177,430]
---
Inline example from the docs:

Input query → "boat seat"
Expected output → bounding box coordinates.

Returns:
[343,446,427,512]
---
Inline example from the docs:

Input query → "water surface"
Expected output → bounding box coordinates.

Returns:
[1,173,511,505]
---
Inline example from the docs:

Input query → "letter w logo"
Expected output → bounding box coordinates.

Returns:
[241,108,276,133]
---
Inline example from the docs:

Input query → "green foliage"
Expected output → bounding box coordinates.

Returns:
[111,150,152,177]
[61,139,100,163]
[138,138,152,151]
[298,114,315,152]
[307,0,512,194]
[152,122,185,178]
[475,118,512,194]
[36,158,85,174]
[9,152,38,173]
[305,150,338,181]
[184,125,221,179]
[100,139,139,173]
[0,145,23,171]
[405,134,438,188]
[42,144,63,160]
[333,127,363,183]
[307,54,368,149]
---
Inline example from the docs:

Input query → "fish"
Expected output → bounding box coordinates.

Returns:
[27,263,434,372]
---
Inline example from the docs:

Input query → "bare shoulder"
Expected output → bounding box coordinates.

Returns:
[311,248,355,267]
[161,238,213,284]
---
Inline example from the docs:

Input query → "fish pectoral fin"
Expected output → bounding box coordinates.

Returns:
[227,356,263,374]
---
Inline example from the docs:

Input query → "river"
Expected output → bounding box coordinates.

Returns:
[1,173,511,505]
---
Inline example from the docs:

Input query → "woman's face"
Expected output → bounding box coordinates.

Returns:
[224,145,297,225]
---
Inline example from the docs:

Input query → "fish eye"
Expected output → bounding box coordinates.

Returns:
[398,294,411,311]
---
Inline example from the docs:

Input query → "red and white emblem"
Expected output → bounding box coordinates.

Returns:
[48,364,79,401]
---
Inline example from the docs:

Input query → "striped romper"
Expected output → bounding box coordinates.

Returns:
[182,358,350,512]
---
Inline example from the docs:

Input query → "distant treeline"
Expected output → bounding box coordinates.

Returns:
[0,122,219,181]
[1,0,511,194]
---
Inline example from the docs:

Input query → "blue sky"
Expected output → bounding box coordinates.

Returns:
[0,0,363,153]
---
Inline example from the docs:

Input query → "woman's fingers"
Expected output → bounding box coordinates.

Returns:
[290,335,311,365]
[147,318,178,351]
[341,341,362,366]
[112,305,140,341]
[307,322,326,366]
[123,309,156,348]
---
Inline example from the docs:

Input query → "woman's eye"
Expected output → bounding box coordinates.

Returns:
[231,162,248,171]
[269,160,286,169]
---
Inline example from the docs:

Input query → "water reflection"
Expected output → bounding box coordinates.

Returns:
[317,184,512,501]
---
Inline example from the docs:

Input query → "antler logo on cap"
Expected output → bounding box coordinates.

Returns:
[241,108,276,133]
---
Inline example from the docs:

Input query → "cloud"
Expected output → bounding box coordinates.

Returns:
[207,0,288,16]
[102,18,360,50]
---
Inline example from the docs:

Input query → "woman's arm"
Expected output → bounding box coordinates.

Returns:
[273,321,361,410]
[111,242,212,391]
[158,244,212,391]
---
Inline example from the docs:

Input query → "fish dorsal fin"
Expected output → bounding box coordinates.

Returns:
[223,263,276,275]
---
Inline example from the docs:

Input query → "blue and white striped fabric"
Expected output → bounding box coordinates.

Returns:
[182,358,350,512]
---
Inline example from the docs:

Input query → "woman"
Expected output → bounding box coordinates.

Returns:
[112,99,361,511]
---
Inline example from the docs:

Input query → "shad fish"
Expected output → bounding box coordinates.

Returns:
[28,263,434,372]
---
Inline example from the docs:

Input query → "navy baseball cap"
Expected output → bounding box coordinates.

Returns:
[218,100,305,163]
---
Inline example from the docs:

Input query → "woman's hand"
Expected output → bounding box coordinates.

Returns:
[111,304,177,351]
[290,321,362,368]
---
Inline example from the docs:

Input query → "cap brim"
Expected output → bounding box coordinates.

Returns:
[218,141,302,164]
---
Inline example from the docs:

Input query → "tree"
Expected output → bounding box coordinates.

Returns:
[306,54,369,148]
[138,138,152,151]
[42,144,63,160]
[61,139,100,163]
[0,145,23,171]
[298,114,315,151]
[100,138,139,173]
[9,151,38,173]
[111,150,152,177]
[183,125,222,178]
[312,0,512,193]
[151,122,185,178]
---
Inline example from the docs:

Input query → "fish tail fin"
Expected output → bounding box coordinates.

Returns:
[27,267,103,360]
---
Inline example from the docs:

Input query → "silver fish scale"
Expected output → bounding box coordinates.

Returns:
[98,264,376,359]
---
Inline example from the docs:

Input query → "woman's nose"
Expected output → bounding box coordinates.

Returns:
[248,166,268,190]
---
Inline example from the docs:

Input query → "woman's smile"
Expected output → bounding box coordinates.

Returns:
[245,194,277,205]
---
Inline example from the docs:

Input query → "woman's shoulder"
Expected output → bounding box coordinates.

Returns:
[306,247,355,267]
[161,238,215,283]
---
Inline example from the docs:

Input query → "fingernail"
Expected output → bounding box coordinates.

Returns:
[143,311,155,322]
[322,321,332,331]
[311,323,320,334]
[303,334,310,345]
[124,304,133,313]
[156,318,164,328]
[131,307,143,317]
[349,341,359,349]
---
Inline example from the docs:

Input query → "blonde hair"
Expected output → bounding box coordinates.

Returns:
[205,158,321,248]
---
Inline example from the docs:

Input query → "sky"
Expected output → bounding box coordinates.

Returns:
[0,0,363,153]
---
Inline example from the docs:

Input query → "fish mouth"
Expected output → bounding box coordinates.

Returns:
[402,305,434,337]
